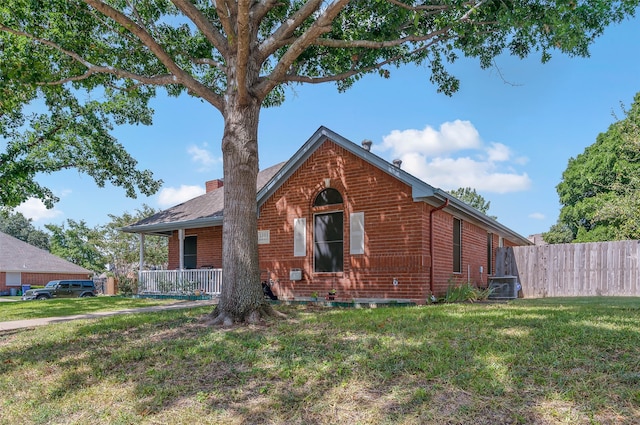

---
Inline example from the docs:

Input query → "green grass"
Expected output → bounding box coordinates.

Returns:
[1,297,640,424]
[0,296,178,321]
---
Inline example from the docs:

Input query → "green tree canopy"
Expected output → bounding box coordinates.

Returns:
[0,210,50,250]
[2,0,638,323]
[551,92,640,242]
[46,219,106,273]
[448,187,496,219]
[100,205,168,276]
[541,222,573,244]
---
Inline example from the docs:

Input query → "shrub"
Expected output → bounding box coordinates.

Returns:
[442,278,492,303]
[117,275,138,297]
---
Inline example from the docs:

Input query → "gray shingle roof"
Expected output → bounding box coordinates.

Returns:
[122,161,286,234]
[0,232,93,274]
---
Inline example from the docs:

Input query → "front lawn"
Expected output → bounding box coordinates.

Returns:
[0,296,178,322]
[1,297,639,424]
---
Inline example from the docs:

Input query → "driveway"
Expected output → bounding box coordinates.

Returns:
[0,299,218,332]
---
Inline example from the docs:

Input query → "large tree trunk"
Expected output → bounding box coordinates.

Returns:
[208,97,276,325]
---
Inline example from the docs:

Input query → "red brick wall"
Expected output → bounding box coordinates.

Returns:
[257,140,431,302]
[0,272,92,291]
[431,210,453,295]
[431,216,505,294]
[168,227,223,269]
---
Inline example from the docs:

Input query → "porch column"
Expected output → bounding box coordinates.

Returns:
[178,228,185,270]
[138,233,145,271]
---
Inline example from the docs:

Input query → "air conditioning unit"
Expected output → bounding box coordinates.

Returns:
[488,276,519,299]
[289,269,302,281]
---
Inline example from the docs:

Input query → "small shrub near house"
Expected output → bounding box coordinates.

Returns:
[117,275,138,296]
[441,277,492,303]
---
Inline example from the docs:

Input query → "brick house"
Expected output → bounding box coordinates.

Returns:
[0,231,93,294]
[122,127,530,303]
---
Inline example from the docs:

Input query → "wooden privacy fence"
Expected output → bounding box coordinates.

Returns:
[496,240,640,297]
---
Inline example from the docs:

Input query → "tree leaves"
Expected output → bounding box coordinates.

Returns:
[553,92,640,242]
[0,95,162,208]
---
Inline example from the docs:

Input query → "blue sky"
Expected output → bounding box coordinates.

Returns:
[14,14,640,239]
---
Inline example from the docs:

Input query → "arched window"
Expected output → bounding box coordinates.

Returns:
[313,188,343,207]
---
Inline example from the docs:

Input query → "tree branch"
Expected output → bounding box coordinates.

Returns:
[255,0,351,99]
[313,27,451,49]
[236,0,251,105]
[250,0,281,25]
[258,0,325,62]
[170,0,230,57]
[383,0,452,12]
[191,57,226,71]
[214,0,236,49]
[460,0,489,21]
[280,38,442,84]
[82,0,223,110]
[380,0,484,18]
[0,24,177,86]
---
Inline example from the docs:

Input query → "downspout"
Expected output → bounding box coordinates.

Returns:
[429,199,449,295]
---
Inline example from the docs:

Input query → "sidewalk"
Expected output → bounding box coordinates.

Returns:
[0,299,218,332]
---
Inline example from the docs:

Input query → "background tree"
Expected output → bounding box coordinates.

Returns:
[46,219,106,273]
[552,92,640,242]
[2,1,638,324]
[0,210,50,250]
[100,205,168,276]
[541,222,573,244]
[448,187,496,219]
[0,100,162,209]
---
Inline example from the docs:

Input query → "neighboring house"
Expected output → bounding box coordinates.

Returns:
[0,231,93,293]
[122,126,531,303]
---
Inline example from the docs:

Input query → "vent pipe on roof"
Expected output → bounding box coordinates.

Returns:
[393,159,402,168]
[361,139,372,151]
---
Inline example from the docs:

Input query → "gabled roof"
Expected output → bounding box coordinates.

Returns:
[121,162,286,235]
[259,127,531,245]
[123,126,531,245]
[0,232,93,274]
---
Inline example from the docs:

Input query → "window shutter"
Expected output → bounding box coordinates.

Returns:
[350,212,365,255]
[294,218,306,257]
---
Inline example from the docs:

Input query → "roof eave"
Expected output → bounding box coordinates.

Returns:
[120,215,224,235]
[423,190,532,246]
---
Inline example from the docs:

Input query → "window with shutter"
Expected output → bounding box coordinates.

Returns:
[314,211,343,272]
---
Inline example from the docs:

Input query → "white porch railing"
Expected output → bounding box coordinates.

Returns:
[138,269,223,296]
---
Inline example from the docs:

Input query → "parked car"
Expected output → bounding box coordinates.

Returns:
[21,280,96,300]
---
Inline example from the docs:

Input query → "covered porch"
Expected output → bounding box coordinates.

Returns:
[132,228,223,298]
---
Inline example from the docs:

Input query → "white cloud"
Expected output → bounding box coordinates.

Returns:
[188,143,220,171]
[529,212,546,220]
[157,185,205,207]
[378,120,531,193]
[378,120,481,156]
[486,142,511,162]
[15,198,63,222]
